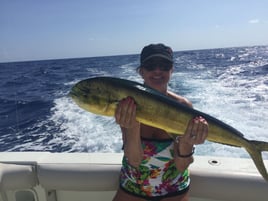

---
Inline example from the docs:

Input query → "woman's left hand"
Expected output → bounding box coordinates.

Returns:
[181,116,208,145]
[174,116,208,171]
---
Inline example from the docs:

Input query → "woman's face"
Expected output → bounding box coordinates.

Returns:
[139,57,173,93]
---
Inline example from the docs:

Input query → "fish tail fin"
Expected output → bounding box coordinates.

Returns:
[246,140,268,181]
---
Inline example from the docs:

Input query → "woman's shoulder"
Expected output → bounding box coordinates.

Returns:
[167,91,193,108]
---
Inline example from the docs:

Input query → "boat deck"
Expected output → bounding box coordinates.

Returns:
[0,152,267,201]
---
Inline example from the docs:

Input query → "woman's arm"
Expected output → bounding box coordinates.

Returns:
[174,116,208,172]
[167,91,208,172]
[115,97,143,168]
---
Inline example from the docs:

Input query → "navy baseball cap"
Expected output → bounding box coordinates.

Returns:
[140,43,173,65]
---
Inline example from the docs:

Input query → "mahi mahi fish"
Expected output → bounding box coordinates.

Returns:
[69,76,268,181]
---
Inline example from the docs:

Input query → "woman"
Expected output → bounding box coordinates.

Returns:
[113,44,208,201]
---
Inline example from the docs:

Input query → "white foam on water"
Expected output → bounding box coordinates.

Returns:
[48,96,123,153]
[171,62,268,159]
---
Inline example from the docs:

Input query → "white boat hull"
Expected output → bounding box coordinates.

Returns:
[0,152,267,201]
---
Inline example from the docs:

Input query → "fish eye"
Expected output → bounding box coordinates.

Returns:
[82,93,88,99]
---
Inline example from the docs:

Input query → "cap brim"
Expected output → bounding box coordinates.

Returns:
[142,54,173,64]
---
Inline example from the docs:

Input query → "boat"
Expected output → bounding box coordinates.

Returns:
[0,152,267,201]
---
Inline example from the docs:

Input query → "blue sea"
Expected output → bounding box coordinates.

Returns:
[0,46,268,160]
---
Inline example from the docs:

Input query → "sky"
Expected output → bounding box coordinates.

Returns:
[1,0,268,62]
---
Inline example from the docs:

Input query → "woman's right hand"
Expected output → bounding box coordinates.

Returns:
[115,97,142,167]
[115,97,139,129]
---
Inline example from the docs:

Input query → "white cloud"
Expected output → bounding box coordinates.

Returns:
[248,19,260,24]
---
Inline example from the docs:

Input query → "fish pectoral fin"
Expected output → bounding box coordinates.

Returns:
[246,140,268,181]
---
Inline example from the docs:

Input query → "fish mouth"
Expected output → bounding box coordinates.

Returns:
[68,91,77,98]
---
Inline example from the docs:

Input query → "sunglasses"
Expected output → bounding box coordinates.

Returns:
[142,60,173,71]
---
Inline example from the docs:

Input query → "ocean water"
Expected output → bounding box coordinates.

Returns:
[0,46,267,160]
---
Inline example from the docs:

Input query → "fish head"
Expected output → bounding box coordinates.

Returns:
[69,78,116,116]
